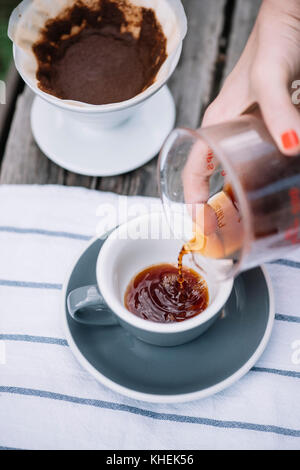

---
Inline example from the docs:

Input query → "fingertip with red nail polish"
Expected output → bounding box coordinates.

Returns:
[281,130,300,152]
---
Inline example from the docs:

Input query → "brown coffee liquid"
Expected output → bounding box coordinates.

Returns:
[124,264,209,323]
[178,246,190,286]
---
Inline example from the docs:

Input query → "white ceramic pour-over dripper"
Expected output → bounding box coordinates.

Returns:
[9,0,187,177]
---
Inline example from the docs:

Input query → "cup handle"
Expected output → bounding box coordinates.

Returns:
[67,285,119,326]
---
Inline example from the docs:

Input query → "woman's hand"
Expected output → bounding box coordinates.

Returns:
[203,0,300,155]
[183,0,300,209]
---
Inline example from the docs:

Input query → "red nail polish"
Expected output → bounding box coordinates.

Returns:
[281,130,300,150]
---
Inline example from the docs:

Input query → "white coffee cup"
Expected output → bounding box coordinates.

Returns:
[68,212,234,346]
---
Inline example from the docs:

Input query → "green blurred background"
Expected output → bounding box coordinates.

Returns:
[0,1,19,80]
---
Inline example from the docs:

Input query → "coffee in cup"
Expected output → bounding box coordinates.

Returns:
[124,263,209,323]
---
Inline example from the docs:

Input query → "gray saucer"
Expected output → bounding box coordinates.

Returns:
[63,236,274,403]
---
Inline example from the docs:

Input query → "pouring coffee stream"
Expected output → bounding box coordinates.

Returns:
[177,183,243,284]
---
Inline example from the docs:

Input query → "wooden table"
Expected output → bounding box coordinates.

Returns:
[0,0,261,196]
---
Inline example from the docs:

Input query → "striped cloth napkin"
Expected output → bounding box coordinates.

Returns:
[0,184,299,450]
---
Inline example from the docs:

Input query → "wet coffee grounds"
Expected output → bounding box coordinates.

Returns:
[33,0,167,104]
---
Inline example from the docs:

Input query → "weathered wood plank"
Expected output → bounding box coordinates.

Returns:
[223,0,261,80]
[170,0,226,128]
[98,161,159,196]
[64,172,97,189]
[0,87,65,184]
[0,86,94,186]
[98,0,226,197]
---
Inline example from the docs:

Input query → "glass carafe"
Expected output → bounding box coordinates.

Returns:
[158,114,300,281]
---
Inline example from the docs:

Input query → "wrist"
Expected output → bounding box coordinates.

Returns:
[263,0,300,18]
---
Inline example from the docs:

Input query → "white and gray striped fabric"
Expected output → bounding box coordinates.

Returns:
[0,185,299,450]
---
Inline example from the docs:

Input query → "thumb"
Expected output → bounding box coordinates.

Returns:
[256,77,300,156]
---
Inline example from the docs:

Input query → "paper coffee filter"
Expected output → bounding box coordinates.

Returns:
[9,0,187,109]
